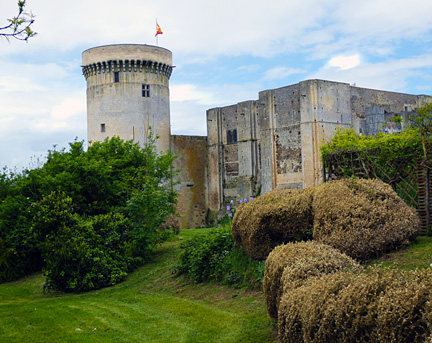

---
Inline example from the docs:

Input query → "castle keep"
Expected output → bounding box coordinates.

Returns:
[82,44,431,229]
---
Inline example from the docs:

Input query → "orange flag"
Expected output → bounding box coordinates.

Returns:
[155,24,163,37]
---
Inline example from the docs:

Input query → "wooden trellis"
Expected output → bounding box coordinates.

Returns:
[323,150,430,234]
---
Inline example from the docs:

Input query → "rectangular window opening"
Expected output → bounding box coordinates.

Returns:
[114,71,119,83]
[100,123,106,132]
[142,84,150,97]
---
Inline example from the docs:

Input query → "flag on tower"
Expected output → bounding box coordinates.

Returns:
[155,23,163,37]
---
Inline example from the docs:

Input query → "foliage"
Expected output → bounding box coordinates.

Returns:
[321,127,423,164]
[31,192,138,292]
[126,185,176,261]
[1,1,36,42]
[407,102,432,162]
[231,188,315,260]
[0,136,178,291]
[173,226,265,289]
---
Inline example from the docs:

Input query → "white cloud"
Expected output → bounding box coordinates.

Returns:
[170,84,217,105]
[51,98,86,120]
[327,54,361,70]
[263,67,306,80]
[310,54,432,92]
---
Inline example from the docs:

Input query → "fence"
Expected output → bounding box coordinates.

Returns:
[323,150,430,234]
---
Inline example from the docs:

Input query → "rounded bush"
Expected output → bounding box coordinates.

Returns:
[231,188,315,260]
[313,178,420,261]
[278,268,432,343]
[263,241,360,321]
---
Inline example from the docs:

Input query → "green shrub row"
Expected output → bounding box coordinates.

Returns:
[0,136,178,292]
[173,226,265,290]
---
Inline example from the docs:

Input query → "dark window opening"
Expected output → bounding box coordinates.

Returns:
[100,123,106,132]
[142,84,150,97]
[114,71,119,83]
[227,129,238,144]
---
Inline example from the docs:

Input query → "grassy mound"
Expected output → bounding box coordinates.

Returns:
[263,241,360,321]
[278,268,432,343]
[231,188,314,260]
[313,178,420,261]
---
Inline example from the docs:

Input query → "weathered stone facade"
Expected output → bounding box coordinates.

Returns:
[83,45,430,228]
[207,79,430,212]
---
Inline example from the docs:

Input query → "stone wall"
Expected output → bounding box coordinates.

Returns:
[170,135,208,229]
[205,79,431,212]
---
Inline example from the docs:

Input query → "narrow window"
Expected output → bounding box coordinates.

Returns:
[114,71,119,83]
[232,129,237,143]
[100,123,106,132]
[142,84,150,97]
[227,130,232,144]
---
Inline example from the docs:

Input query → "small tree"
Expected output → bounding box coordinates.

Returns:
[408,102,432,164]
[1,1,36,42]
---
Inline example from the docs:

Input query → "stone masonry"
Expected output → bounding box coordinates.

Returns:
[82,44,431,228]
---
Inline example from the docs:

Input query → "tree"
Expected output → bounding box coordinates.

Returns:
[1,1,36,42]
[408,102,432,164]
[0,136,179,291]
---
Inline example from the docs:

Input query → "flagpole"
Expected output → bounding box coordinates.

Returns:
[156,18,158,46]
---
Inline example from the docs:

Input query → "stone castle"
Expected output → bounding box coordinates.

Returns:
[82,44,431,229]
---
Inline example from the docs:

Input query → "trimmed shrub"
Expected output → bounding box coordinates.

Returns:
[278,268,432,343]
[313,178,420,261]
[263,241,360,321]
[231,188,315,260]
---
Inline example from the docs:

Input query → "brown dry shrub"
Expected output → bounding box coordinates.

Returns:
[263,241,360,321]
[160,214,181,234]
[313,178,420,261]
[231,188,315,260]
[278,268,432,343]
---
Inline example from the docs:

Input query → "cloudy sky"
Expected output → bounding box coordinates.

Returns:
[1,0,432,170]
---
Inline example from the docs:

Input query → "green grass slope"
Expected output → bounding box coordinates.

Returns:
[0,228,276,343]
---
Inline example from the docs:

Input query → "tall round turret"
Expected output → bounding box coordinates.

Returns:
[82,44,173,152]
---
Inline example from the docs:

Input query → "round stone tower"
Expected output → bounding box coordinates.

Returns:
[82,44,173,152]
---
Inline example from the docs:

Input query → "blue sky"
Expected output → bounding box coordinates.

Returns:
[1,0,432,170]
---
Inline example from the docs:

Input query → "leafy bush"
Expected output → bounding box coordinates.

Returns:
[278,268,432,343]
[32,192,139,292]
[0,136,178,290]
[174,227,265,289]
[231,188,315,260]
[313,178,420,261]
[263,241,361,321]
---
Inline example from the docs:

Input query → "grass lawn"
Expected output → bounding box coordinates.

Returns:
[370,235,432,270]
[0,228,277,343]
[2,229,431,343]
